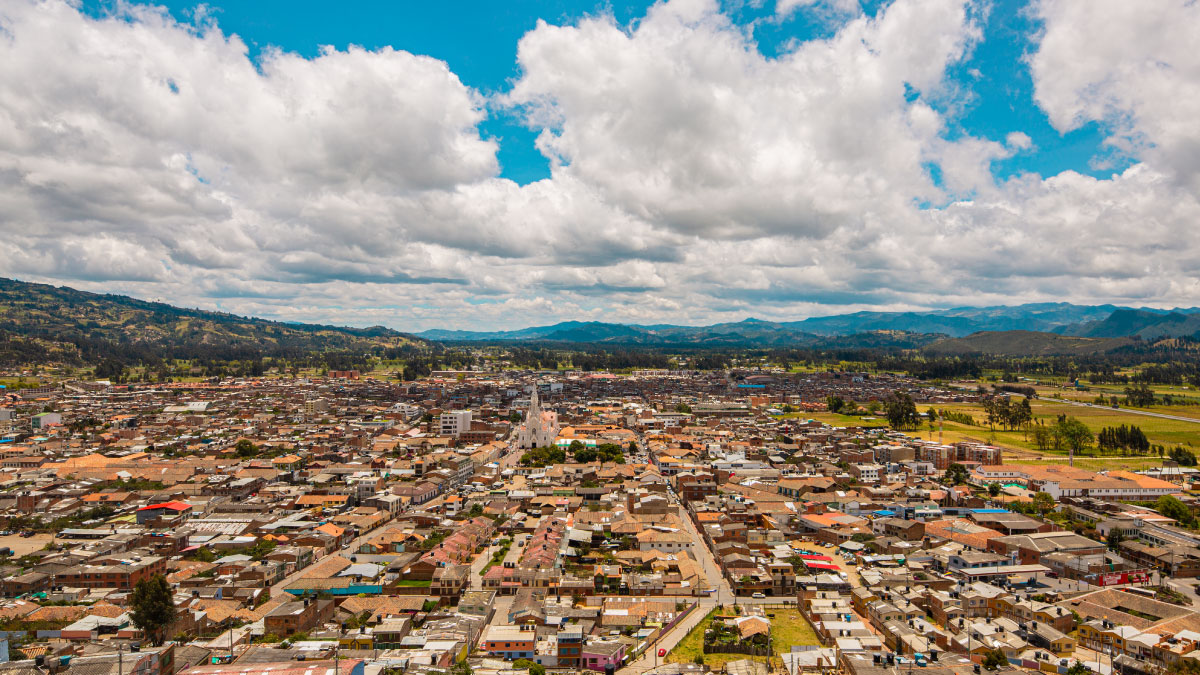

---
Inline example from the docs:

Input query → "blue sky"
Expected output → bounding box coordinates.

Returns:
[3,0,1195,330]
[80,0,1126,187]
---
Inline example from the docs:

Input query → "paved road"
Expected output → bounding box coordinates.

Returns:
[1054,398,1200,424]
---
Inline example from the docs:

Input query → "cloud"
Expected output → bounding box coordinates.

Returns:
[1029,0,1200,190]
[504,0,989,239]
[0,0,1196,331]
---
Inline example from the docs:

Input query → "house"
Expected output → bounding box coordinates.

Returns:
[581,640,627,672]
[482,625,537,660]
[263,598,335,636]
[136,501,193,525]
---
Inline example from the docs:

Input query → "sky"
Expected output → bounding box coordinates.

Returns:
[0,0,1198,331]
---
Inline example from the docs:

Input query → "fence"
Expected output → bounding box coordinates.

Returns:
[628,601,700,661]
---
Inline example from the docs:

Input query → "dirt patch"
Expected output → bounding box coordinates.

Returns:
[0,533,53,556]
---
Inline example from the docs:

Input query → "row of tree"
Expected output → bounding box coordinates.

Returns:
[1096,424,1150,453]
[1029,416,1094,454]
[982,395,1034,431]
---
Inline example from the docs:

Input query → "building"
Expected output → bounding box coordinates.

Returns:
[439,410,473,438]
[31,412,61,429]
[515,389,558,449]
[56,555,167,590]
[482,625,537,660]
[263,598,335,636]
[136,501,193,525]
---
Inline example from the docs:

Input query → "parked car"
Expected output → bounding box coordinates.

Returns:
[751,592,766,599]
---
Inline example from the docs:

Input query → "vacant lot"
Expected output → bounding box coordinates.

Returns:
[783,412,888,428]
[666,606,819,670]
[1,533,52,556]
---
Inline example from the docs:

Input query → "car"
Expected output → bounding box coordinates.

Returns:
[751,592,766,599]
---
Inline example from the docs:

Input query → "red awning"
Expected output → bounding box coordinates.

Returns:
[804,561,840,571]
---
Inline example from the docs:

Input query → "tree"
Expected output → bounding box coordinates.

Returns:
[988,482,1002,498]
[884,393,920,430]
[1125,383,1156,408]
[452,660,472,675]
[130,573,177,645]
[943,463,970,486]
[530,664,546,675]
[982,649,1008,671]
[235,439,259,458]
[826,395,846,414]
[1066,662,1092,675]
[1031,421,1052,452]
[1156,495,1196,528]
[674,402,692,414]
[1170,447,1197,467]
[1107,528,1125,552]
[1032,491,1055,515]
[468,503,484,518]
[1053,417,1094,456]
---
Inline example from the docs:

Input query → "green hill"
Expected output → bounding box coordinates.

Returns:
[0,277,424,368]
[923,330,1134,356]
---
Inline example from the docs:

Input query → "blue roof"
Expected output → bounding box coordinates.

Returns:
[736,384,766,388]
[873,510,896,516]
[970,508,1009,513]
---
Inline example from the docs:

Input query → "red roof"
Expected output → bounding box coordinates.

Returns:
[798,554,833,561]
[804,561,840,571]
[138,501,192,511]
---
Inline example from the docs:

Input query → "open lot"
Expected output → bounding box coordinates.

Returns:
[783,412,888,428]
[665,606,819,670]
[0,533,53,556]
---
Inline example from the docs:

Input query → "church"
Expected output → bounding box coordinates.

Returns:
[515,388,559,449]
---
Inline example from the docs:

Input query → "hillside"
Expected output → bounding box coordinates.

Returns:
[922,330,1135,356]
[1062,308,1200,339]
[0,278,424,367]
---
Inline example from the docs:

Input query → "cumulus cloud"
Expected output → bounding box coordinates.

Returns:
[1030,0,1200,190]
[0,0,1196,330]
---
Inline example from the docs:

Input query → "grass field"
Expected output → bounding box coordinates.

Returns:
[666,607,819,670]
[903,398,1200,461]
[783,412,888,428]
[1006,457,1167,472]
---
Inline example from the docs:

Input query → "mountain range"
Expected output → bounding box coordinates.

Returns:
[418,303,1200,345]
[2,277,1200,364]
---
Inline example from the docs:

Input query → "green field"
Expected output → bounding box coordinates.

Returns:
[782,412,888,428]
[907,398,1200,460]
[1006,457,1167,472]
[665,606,819,670]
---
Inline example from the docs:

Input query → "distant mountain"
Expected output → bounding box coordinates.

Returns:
[0,277,424,366]
[781,303,1121,336]
[420,318,938,347]
[419,302,1200,344]
[923,330,1135,356]
[1060,308,1200,339]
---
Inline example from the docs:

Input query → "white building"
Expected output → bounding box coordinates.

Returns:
[515,389,558,449]
[439,410,473,438]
